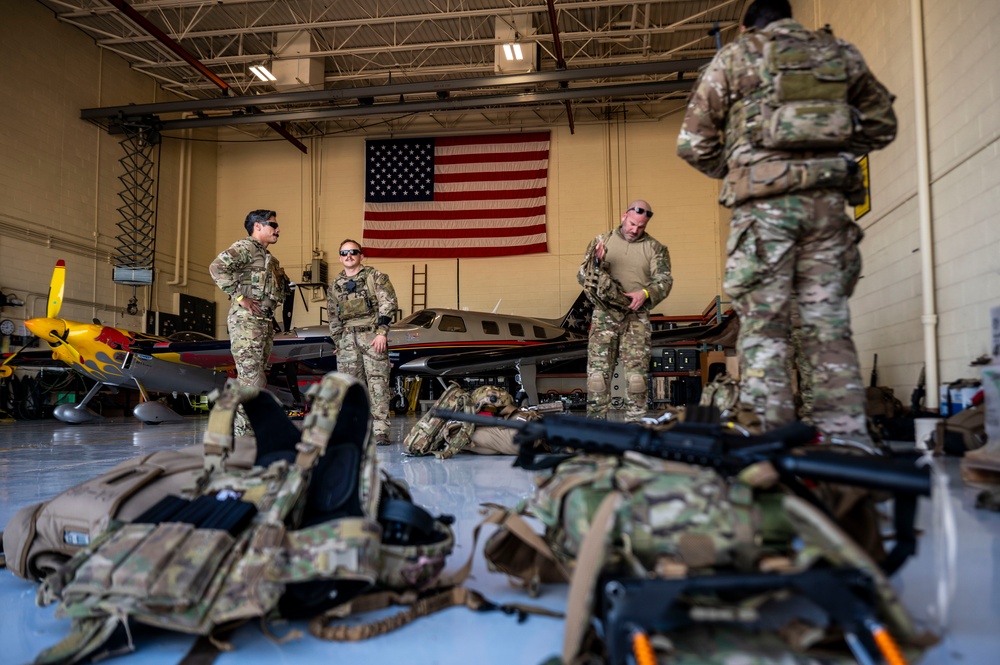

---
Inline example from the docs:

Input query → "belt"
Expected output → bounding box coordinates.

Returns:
[347,325,378,333]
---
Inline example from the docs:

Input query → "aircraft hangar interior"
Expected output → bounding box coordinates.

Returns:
[1,0,998,663]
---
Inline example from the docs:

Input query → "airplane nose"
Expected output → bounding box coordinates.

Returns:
[24,317,67,343]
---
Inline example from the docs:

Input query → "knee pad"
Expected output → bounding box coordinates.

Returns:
[587,373,607,395]
[626,373,647,395]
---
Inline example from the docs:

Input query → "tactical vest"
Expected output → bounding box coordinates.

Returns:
[32,374,386,664]
[731,27,852,153]
[580,233,632,322]
[334,268,379,325]
[236,238,285,312]
[720,28,864,207]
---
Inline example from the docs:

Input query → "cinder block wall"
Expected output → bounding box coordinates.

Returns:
[797,0,1000,400]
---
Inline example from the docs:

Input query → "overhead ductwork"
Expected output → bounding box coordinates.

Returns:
[272,31,325,91]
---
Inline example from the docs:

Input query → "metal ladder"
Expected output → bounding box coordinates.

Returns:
[411,264,427,313]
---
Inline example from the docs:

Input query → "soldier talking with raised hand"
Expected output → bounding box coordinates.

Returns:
[327,239,398,445]
[677,0,897,442]
[209,209,288,436]
[577,200,673,422]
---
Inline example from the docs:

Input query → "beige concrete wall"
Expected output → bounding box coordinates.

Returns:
[0,2,218,337]
[214,115,725,335]
[794,0,1000,400]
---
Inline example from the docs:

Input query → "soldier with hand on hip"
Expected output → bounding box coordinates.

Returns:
[677,0,897,442]
[327,239,398,445]
[209,209,288,436]
[577,200,673,422]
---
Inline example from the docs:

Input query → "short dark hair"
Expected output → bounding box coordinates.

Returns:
[339,238,363,253]
[742,0,792,29]
[244,209,276,235]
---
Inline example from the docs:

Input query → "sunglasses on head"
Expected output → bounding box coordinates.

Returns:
[340,249,362,256]
[629,207,653,219]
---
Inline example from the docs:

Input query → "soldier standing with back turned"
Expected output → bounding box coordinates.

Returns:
[209,209,288,436]
[327,239,398,445]
[677,0,897,441]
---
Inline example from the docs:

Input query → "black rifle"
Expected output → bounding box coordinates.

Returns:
[433,409,931,575]
[870,353,879,388]
[600,568,900,665]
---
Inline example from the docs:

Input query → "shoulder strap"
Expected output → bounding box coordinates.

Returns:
[202,380,261,474]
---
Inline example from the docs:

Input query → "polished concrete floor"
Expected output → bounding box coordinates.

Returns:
[0,413,998,665]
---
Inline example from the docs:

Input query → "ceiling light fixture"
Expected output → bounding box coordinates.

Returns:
[502,42,524,61]
[249,65,277,82]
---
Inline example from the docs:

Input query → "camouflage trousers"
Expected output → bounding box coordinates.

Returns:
[725,190,868,441]
[336,328,391,437]
[228,310,274,436]
[586,308,651,422]
[786,304,815,422]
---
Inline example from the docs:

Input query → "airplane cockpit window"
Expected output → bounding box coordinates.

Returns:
[401,310,435,328]
[439,315,467,333]
[482,321,500,335]
[532,325,547,339]
[508,322,525,337]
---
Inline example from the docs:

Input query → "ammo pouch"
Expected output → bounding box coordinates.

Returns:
[338,295,373,320]
[723,157,861,207]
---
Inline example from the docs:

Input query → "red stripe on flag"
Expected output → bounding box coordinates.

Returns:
[436,168,548,183]
[434,188,546,202]
[364,205,546,222]
[435,150,549,165]
[363,224,547,240]
[363,242,550,259]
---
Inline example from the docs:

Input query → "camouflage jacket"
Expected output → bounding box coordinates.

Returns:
[209,238,287,315]
[577,227,673,313]
[327,265,398,337]
[677,19,897,205]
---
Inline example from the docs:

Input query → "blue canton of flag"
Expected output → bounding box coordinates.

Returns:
[365,139,435,203]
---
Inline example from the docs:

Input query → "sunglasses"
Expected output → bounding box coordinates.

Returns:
[259,221,279,229]
[629,207,654,219]
[339,249,362,256]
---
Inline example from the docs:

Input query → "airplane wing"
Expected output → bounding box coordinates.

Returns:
[399,313,738,377]
[135,329,336,370]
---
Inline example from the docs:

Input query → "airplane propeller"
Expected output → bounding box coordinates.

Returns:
[47,259,66,318]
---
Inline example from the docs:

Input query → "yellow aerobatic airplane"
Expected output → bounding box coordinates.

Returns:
[0,261,334,424]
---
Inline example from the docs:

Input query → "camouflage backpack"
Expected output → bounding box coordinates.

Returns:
[483,449,933,665]
[31,373,390,664]
[404,383,516,458]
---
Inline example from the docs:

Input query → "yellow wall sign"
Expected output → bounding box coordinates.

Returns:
[854,154,871,220]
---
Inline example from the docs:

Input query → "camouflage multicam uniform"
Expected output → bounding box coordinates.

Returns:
[677,17,896,440]
[210,237,287,436]
[327,265,398,440]
[577,227,672,422]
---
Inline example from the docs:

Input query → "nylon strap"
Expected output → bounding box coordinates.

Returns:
[308,586,561,642]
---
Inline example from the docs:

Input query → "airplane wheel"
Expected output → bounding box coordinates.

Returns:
[144,421,163,426]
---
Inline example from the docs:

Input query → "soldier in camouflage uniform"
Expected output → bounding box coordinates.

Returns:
[209,210,288,436]
[327,239,398,445]
[577,201,673,422]
[677,0,897,441]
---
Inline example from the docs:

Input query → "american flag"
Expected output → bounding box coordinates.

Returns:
[362,132,550,258]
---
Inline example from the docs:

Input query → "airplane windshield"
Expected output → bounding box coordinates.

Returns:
[400,310,436,328]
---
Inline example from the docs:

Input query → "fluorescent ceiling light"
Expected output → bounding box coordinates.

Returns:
[249,65,277,82]
[502,43,524,61]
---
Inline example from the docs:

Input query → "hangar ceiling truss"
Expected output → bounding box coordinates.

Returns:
[38,0,750,140]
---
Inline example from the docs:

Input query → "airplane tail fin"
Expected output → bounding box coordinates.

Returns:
[554,292,593,336]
